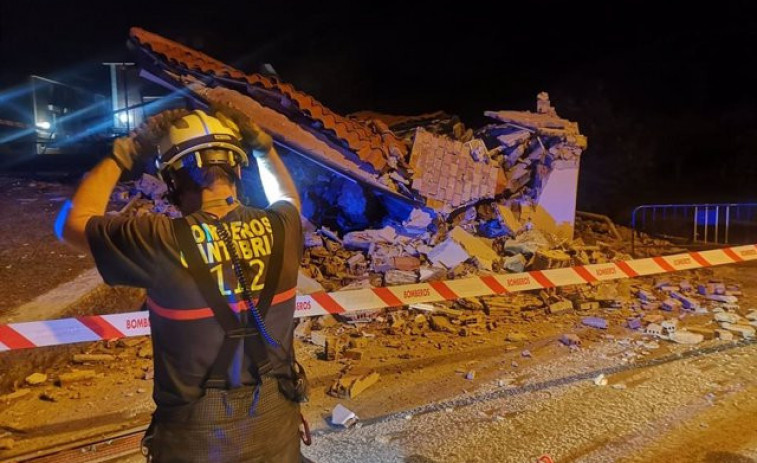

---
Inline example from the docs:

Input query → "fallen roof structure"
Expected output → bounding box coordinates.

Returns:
[128,27,586,238]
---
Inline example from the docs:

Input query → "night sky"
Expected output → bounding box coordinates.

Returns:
[2,1,757,219]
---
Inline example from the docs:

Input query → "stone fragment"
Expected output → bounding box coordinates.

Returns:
[714,312,741,324]
[0,438,14,450]
[384,269,418,285]
[25,373,48,386]
[578,301,600,311]
[343,226,397,250]
[626,318,642,330]
[419,266,446,282]
[670,292,699,311]
[392,256,421,271]
[430,316,456,333]
[58,370,96,386]
[670,331,704,344]
[403,208,433,233]
[661,298,682,311]
[719,323,755,339]
[506,332,528,342]
[645,323,663,336]
[548,300,573,314]
[643,314,665,324]
[679,280,693,292]
[685,326,715,340]
[582,317,608,329]
[448,226,499,271]
[503,254,527,273]
[135,173,167,199]
[73,354,115,363]
[304,232,323,248]
[707,294,738,304]
[559,333,581,346]
[137,346,153,359]
[39,389,61,402]
[349,372,380,398]
[343,349,364,361]
[325,336,345,361]
[533,249,571,270]
[309,331,327,348]
[427,238,470,269]
[715,329,734,341]
[497,205,523,233]
[636,289,656,302]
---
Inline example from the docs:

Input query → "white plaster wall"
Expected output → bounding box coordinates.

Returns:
[535,159,581,240]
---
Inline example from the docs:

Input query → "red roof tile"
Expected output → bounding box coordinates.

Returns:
[130,27,407,172]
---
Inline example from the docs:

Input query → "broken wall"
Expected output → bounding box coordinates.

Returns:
[129,28,586,240]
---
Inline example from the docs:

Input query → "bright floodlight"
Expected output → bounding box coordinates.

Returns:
[36,121,51,130]
[118,113,129,124]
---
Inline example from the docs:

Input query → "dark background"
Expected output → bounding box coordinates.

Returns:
[2,0,756,222]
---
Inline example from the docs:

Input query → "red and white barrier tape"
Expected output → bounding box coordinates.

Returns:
[2,245,756,351]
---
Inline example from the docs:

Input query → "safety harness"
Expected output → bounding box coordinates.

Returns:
[172,209,284,389]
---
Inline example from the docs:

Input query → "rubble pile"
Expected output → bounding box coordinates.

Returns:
[289,217,754,370]
[474,92,587,204]
[574,215,685,257]
[129,28,587,230]
[0,337,154,405]
[109,174,181,218]
[296,263,755,375]
[113,177,638,296]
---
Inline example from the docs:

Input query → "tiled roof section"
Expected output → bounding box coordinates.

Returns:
[129,27,407,172]
[197,85,404,199]
[409,128,500,211]
[349,111,451,129]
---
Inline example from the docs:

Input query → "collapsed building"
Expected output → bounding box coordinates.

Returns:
[122,28,588,293]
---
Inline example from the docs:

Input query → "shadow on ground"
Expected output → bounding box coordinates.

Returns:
[704,452,756,463]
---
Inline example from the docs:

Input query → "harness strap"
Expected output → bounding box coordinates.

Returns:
[172,208,285,389]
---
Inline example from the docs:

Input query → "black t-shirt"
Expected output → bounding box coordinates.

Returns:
[85,201,303,407]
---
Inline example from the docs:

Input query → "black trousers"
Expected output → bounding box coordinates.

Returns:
[145,377,301,463]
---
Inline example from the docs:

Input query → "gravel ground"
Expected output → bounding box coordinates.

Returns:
[301,341,757,463]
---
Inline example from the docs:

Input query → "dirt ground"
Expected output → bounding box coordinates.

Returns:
[0,176,94,316]
[1,262,755,461]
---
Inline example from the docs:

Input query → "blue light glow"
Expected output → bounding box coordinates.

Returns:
[54,200,73,242]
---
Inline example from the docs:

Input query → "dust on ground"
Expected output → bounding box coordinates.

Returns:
[0,176,94,315]
[1,262,756,461]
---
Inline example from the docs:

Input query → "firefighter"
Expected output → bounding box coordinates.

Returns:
[59,108,310,462]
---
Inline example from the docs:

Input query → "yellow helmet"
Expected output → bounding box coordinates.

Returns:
[155,109,249,179]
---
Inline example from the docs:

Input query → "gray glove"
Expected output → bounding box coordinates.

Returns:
[110,109,190,172]
[212,104,273,157]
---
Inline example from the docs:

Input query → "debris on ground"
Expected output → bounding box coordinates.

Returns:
[24,373,47,386]
[57,370,96,387]
[559,334,581,346]
[329,372,381,399]
[0,388,31,403]
[593,374,608,386]
[331,404,359,428]
[72,354,115,364]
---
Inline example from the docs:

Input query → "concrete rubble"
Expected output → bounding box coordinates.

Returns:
[24,373,47,386]
[331,404,359,428]
[329,371,381,399]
